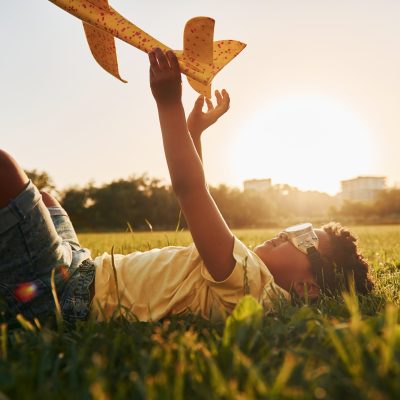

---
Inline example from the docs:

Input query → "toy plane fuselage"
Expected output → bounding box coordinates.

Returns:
[49,0,246,97]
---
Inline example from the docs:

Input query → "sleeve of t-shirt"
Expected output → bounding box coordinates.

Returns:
[200,236,273,304]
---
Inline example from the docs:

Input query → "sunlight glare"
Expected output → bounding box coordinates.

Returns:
[230,94,377,195]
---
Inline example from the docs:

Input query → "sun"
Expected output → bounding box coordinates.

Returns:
[229,94,377,195]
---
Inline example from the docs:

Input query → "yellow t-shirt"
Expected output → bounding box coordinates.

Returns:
[90,236,288,322]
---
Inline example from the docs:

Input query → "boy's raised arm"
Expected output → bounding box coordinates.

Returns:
[149,48,235,281]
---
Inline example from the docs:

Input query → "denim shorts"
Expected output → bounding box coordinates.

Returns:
[0,181,95,324]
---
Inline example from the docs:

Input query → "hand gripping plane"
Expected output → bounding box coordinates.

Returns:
[49,0,246,97]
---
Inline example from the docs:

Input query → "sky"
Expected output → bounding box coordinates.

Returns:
[1,0,400,195]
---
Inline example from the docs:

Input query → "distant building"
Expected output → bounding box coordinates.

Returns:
[340,176,386,202]
[243,179,272,192]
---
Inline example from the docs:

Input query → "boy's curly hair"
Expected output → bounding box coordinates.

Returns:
[309,222,374,295]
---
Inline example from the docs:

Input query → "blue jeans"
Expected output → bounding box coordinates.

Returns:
[0,181,95,324]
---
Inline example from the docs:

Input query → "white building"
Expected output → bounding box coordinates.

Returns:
[340,176,386,202]
[243,179,272,192]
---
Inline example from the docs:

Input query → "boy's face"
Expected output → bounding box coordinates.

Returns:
[254,228,330,295]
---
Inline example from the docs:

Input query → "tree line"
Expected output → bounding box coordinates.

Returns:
[26,169,400,231]
[332,189,400,224]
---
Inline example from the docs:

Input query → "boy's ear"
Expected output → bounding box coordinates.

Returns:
[293,281,320,300]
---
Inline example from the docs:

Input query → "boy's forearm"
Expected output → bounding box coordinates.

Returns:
[157,103,206,193]
[190,132,203,162]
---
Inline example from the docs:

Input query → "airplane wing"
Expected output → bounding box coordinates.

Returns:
[83,22,127,83]
[81,0,126,82]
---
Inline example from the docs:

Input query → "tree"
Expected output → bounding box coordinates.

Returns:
[62,188,93,230]
[375,189,400,217]
[25,169,56,193]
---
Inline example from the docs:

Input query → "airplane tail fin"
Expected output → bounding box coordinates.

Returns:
[181,17,246,98]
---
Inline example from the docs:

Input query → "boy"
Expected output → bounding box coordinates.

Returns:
[0,49,373,324]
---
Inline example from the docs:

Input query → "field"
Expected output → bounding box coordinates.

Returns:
[1,226,400,399]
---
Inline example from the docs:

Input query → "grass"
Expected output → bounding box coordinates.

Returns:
[1,226,400,399]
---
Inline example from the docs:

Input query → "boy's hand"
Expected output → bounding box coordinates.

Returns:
[187,90,230,138]
[149,48,182,106]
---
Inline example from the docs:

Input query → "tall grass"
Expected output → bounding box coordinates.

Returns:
[1,226,400,399]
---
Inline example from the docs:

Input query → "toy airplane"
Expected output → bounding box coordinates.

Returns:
[49,0,246,97]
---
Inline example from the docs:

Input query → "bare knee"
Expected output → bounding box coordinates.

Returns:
[40,191,62,208]
[0,150,28,179]
[0,149,18,168]
[0,150,29,208]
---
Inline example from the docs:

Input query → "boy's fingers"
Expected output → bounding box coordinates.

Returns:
[154,47,169,70]
[215,90,223,106]
[166,50,180,73]
[194,95,205,112]
[206,98,214,111]
[149,65,156,83]
[221,89,230,108]
[148,51,158,72]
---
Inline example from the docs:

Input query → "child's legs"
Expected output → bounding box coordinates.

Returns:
[45,204,95,323]
[41,191,80,247]
[0,151,91,321]
[0,149,29,208]
[41,191,62,208]
[0,149,71,276]
[0,149,62,209]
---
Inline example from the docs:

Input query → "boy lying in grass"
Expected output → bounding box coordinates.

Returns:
[0,49,373,324]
